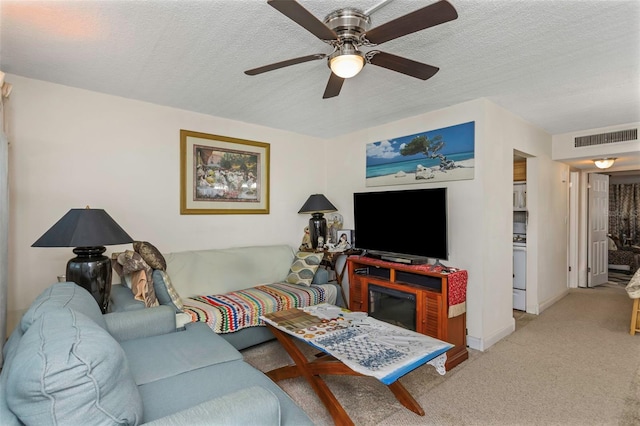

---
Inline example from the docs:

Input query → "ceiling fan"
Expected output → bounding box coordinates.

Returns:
[245,0,458,99]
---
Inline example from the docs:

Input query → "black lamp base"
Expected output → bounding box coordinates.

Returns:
[309,213,327,250]
[66,246,112,314]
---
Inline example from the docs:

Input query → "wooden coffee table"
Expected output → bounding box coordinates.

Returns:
[261,305,452,426]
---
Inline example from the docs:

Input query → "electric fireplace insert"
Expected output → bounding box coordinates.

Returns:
[367,284,417,331]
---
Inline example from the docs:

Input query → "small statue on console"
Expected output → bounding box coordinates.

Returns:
[327,213,343,245]
[299,226,312,251]
[325,238,335,251]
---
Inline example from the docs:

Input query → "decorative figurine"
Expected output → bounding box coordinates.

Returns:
[327,213,343,247]
[325,238,335,251]
[299,226,312,251]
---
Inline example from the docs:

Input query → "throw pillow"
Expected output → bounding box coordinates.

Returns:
[7,308,143,425]
[285,251,324,287]
[133,240,167,271]
[152,270,185,313]
[117,250,159,308]
[608,237,617,251]
[626,269,640,299]
[122,273,133,288]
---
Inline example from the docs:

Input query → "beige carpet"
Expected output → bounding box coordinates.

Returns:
[242,284,640,425]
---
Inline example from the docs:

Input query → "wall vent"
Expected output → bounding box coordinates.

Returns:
[574,128,637,147]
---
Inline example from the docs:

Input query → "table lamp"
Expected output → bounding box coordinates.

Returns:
[298,194,337,250]
[32,207,133,313]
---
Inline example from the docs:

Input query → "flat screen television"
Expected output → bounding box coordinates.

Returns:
[353,188,448,264]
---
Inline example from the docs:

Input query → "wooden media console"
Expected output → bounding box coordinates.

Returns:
[347,256,469,370]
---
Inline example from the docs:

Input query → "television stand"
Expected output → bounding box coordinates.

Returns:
[347,256,468,370]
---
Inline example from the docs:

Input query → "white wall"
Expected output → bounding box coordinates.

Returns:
[325,100,487,347]
[6,74,325,329]
[488,103,571,315]
[326,99,568,351]
[530,157,571,310]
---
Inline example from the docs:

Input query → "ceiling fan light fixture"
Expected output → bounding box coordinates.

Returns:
[329,53,364,78]
[593,158,616,169]
[251,0,459,98]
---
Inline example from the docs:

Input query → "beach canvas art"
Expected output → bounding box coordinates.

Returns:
[366,121,475,187]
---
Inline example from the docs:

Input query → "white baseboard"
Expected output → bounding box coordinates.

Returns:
[538,289,570,314]
[466,335,482,351]
[466,318,515,351]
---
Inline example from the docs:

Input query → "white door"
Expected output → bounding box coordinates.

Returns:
[588,173,609,287]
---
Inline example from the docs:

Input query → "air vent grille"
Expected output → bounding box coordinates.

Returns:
[574,128,637,147]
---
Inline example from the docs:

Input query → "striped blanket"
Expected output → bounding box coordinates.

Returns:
[182,282,327,334]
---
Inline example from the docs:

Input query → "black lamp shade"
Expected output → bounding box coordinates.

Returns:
[32,208,133,248]
[32,208,133,313]
[298,194,337,215]
[298,194,337,250]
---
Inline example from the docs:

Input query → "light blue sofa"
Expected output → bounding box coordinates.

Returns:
[0,282,312,425]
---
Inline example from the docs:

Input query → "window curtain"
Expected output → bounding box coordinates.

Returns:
[0,72,10,367]
[609,183,640,246]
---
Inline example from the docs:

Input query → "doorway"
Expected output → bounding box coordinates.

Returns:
[578,169,640,288]
[513,151,529,312]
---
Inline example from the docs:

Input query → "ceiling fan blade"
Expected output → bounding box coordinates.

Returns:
[323,73,345,99]
[268,0,338,41]
[369,51,439,80]
[245,54,326,75]
[364,0,458,45]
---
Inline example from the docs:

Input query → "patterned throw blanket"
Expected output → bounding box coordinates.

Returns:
[182,283,327,334]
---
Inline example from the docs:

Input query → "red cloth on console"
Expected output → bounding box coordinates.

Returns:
[446,270,467,307]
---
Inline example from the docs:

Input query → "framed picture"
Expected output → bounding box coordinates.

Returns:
[336,229,353,249]
[366,121,475,187]
[180,130,270,214]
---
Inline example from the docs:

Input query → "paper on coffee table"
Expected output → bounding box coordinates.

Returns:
[262,304,453,384]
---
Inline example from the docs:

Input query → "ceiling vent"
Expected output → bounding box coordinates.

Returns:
[574,128,637,147]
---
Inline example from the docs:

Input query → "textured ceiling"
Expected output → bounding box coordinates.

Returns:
[1,0,639,141]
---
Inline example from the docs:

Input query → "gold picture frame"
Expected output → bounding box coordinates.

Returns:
[180,130,270,214]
